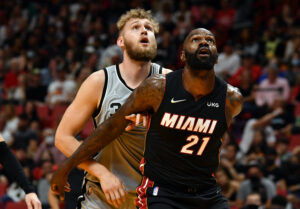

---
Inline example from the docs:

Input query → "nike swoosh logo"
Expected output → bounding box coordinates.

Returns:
[171,98,186,103]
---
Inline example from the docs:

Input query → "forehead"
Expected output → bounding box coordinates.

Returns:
[124,18,152,28]
[188,29,215,39]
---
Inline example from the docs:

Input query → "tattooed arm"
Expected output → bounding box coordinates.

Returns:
[50,74,166,199]
[225,84,243,126]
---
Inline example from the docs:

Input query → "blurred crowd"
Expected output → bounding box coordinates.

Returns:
[0,0,300,209]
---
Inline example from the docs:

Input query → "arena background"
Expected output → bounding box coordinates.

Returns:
[0,0,299,208]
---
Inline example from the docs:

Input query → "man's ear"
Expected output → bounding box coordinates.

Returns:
[117,36,124,48]
[180,50,186,63]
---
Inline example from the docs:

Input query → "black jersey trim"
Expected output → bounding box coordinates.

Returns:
[116,64,134,91]
[92,68,108,126]
[116,64,153,90]
[159,65,162,74]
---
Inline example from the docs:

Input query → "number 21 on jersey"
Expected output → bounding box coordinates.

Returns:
[180,135,210,156]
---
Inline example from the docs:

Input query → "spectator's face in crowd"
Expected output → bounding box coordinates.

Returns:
[18,118,29,130]
[245,193,262,208]
[215,169,229,186]
[118,18,157,61]
[248,166,262,182]
[225,144,237,161]
[276,141,289,156]
[41,160,54,176]
[241,70,252,85]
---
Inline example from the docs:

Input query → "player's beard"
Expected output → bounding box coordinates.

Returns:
[124,39,157,61]
[184,47,218,71]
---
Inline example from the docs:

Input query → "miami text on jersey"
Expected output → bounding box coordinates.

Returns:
[160,112,217,134]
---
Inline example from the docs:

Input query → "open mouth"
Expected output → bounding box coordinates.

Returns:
[198,47,210,56]
[140,37,149,44]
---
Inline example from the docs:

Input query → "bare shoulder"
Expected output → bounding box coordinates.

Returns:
[72,69,106,108]
[162,68,173,75]
[84,69,106,85]
[226,84,243,118]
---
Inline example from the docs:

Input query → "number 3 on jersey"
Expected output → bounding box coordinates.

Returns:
[180,135,210,156]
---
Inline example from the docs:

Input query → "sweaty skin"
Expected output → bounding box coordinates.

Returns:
[51,28,243,200]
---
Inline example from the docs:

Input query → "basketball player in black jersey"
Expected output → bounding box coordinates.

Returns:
[51,28,243,209]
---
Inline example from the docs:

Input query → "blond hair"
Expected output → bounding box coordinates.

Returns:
[117,8,159,34]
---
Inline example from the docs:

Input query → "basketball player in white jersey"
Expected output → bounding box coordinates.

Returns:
[54,9,171,209]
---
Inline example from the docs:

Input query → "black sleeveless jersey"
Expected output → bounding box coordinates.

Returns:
[143,69,228,188]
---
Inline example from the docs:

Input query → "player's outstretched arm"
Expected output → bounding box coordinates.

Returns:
[225,84,243,125]
[51,74,166,200]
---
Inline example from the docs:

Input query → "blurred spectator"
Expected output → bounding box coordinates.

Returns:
[284,28,300,61]
[34,128,66,166]
[255,64,290,107]
[25,68,48,102]
[221,143,246,182]
[46,65,76,106]
[1,103,19,146]
[262,17,282,60]
[285,51,300,87]
[239,108,281,156]
[215,166,240,207]
[22,101,39,126]
[229,53,262,87]
[154,31,177,68]
[236,161,276,208]
[12,113,38,151]
[275,138,292,166]
[215,0,236,30]
[270,195,289,209]
[241,192,264,209]
[37,160,54,208]
[282,147,300,208]
[234,69,257,119]
[278,4,294,32]
[236,28,260,59]
[262,147,285,183]
[98,44,122,69]
[3,58,22,101]
[234,0,255,30]
[172,1,191,28]
[214,40,241,80]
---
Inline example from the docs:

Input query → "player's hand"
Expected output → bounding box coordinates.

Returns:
[25,193,42,209]
[125,114,149,131]
[50,166,71,201]
[99,170,127,208]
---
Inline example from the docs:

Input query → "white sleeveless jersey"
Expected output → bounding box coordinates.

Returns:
[85,63,162,193]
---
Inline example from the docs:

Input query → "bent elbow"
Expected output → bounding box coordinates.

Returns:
[54,133,65,150]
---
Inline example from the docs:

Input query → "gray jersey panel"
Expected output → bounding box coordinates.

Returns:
[85,63,162,193]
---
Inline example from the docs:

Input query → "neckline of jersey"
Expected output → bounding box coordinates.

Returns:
[116,64,153,91]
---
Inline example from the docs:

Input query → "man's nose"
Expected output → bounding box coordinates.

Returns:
[199,40,209,47]
[141,27,148,35]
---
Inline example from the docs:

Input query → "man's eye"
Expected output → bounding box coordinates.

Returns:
[133,26,139,30]
[207,39,214,43]
[192,39,198,43]
[145,26,153,31]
